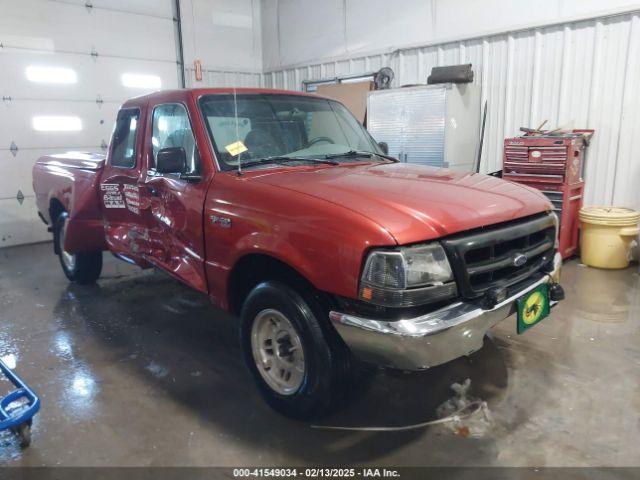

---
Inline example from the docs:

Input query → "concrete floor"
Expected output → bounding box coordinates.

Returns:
[0,242,638,467]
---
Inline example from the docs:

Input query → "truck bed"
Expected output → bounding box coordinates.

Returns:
[33,152,107,253]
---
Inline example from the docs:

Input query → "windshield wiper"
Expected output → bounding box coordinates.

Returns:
[373,152,400,163]
[324,150,371,159]
[324,150,399,162]
[240,156,339,169]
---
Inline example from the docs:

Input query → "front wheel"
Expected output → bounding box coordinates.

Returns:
[240,281,351,419]
[54,213,102,284]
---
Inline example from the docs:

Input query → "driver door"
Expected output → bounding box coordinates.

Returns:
[137,101,209,293]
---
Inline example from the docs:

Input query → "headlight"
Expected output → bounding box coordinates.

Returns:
[360,243,457,307]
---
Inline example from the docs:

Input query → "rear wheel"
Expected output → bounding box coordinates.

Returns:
[240,281,351,419]
[54,213,102,284]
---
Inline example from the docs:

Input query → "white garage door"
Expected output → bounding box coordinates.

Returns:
[0,0,180,247]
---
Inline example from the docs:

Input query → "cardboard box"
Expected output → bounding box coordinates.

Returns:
[316,81,374,124]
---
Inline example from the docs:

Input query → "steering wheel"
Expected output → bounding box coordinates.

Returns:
[306,136,335,148]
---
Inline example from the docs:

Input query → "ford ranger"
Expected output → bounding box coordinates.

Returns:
[32,88,564,418]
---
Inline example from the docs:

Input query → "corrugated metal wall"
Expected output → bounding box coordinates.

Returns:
[258,12,640,211]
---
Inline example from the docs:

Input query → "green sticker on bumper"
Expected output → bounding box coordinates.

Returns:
[517,283,550,334]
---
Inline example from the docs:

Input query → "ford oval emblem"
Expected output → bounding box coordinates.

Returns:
[513,253,528,267]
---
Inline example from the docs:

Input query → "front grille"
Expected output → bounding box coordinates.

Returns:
[441,213,556,299]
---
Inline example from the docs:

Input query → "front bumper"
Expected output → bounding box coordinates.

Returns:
[329,252,562,370]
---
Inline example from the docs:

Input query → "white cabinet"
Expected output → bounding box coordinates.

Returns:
[367,83,481,171]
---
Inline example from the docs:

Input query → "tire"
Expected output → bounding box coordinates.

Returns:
[54,213,102,284]
[240,281,351,419]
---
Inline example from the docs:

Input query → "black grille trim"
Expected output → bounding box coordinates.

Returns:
[441,213,556,299]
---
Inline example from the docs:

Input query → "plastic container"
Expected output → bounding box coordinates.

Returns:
[579,206,640,269]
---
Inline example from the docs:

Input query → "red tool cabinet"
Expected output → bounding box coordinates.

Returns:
[503,130,593,259]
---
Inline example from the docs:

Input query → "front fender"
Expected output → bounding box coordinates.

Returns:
[202,173,397,309]
[231,232,319,288]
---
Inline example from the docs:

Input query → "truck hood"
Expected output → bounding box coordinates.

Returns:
[251,162,552,245]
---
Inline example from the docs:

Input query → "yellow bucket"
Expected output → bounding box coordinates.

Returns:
[579,206,640,269]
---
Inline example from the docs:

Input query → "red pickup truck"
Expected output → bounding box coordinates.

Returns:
[33,88,564,418]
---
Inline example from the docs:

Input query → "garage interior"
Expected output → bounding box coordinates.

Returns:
[1,0,639,470]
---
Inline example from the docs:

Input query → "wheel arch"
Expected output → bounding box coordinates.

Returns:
[227,253,332,317]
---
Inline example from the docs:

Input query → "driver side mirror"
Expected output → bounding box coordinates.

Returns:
[378,142,389,155]
[156,147,186,174]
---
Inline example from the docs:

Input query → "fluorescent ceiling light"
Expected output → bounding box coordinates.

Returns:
[32,116,82,132]
[26,65,77,84]
[121,73,161,89]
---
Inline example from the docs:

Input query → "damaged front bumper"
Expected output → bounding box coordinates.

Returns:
[329,252,563,371]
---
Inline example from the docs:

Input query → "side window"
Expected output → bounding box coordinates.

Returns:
[111,109,139,168]
[152,104,199,174]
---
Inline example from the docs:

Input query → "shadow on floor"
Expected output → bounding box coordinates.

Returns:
[52,270,513,464]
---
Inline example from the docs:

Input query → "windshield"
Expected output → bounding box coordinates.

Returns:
[198,93,383,170]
